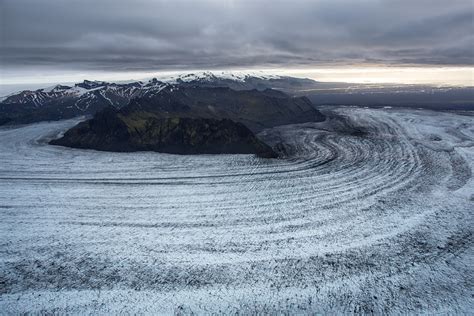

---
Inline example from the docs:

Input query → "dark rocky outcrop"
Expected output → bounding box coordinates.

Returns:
[50,108,277,158]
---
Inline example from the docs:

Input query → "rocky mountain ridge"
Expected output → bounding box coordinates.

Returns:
[0,73,321,125]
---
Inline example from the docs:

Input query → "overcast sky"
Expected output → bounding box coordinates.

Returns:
[1,0,473,86]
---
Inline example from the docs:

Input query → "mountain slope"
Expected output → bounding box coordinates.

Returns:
[0,73,326,125]
[0,80,169,125]
[123,85,324,132]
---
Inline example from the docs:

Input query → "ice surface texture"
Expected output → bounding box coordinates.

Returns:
[0,107,472,314]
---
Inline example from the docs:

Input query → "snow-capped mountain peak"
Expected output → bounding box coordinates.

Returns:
[0,72,299,115]
[161,71,282,84]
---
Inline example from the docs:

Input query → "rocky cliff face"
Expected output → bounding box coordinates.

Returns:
[50,108,277,158]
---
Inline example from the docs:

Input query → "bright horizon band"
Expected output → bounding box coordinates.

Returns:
[1,66,473,88]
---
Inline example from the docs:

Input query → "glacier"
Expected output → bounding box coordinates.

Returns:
[0,106,472,314]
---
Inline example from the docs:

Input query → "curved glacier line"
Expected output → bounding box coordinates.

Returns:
[0,107,472,314]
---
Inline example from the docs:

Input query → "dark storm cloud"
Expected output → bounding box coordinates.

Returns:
[1,0,473,72]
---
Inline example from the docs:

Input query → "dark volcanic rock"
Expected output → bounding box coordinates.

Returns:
[50,108,277,158]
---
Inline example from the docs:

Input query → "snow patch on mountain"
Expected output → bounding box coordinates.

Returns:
[0,73,296,114]
[0,72,287,105]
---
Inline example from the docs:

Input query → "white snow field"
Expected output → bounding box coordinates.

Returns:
[0,107,472,314]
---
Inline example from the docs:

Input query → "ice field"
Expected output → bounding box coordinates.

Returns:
[0,107,473,313]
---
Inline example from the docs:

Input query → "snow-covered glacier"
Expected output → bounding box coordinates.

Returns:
[0,107,472,314]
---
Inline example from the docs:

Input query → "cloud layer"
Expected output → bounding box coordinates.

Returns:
[1,0,473,74]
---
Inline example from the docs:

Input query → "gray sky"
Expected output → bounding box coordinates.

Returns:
[1,0,473,85]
